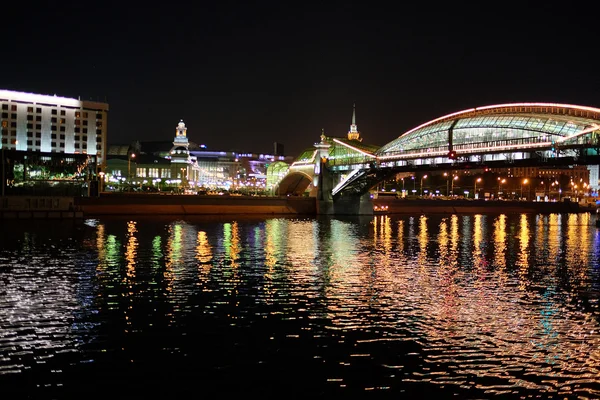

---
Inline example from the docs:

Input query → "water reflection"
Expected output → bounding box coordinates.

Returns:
[0,214,599,398]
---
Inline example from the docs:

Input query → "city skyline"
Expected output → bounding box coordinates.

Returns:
[3,2,599,157]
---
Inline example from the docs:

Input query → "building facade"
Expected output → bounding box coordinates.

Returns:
[0,89,108,167]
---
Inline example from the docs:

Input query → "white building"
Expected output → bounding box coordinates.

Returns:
[0,89,109,168]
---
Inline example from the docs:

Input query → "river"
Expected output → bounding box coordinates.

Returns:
[1,213,599,399]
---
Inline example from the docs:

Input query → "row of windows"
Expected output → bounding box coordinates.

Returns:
[1,122,102,135]
[3,113,101,126]
[1,104,105,119]
[135,168,172,178]
[1,137,103,150]
[3,128,101,139]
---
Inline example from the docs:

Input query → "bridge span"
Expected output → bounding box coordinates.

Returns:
[274,102,600,215]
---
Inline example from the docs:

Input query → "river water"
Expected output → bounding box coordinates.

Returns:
[1,213,599,399]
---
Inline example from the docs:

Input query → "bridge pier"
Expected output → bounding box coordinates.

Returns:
[316,159,373,215]
[331,192,374,215]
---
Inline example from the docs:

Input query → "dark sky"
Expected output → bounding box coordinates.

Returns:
[3,2,600,157]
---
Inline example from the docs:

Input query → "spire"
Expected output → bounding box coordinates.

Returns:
[347,102,361,141]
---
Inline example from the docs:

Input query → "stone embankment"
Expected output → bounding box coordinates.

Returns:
[372,197,591,214]
[76,193,317,216]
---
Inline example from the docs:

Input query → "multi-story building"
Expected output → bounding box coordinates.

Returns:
[1,89,109,196]
[0,89,108,167]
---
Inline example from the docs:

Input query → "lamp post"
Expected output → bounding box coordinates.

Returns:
[98,171,105,194]
[498,178,506,199]
[474,177,481,199]
[450,175,458,197]
[521,178,528,199]
[128,153,136,181]
[444,172,449,196]
[420,174,427,196]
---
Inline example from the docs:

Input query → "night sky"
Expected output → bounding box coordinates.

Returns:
[3,2,599,157]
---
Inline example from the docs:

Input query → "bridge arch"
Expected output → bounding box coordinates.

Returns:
[274,169,314,196]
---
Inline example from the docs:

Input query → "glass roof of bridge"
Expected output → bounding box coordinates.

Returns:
[377,103,600,155]
[293,136,379,164]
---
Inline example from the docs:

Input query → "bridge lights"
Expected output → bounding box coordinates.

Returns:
[448,150,457,160]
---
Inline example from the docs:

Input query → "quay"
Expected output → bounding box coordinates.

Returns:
[74,193,317,216]
[371,197,591,215]
[0,194,595,219]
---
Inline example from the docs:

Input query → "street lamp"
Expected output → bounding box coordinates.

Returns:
[474,177,482,199]
[521,178,528,199]
[98,171,105,194]
[498,178,506,199]
[128,153,136,180]
[451,175,458,196]
[420,174,427,196]
[444,172,449,196]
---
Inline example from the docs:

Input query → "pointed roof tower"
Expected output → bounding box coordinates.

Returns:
[170,119,191,164]
[347,102,361,141]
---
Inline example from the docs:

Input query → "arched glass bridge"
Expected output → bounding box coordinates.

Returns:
[275,103,600,197]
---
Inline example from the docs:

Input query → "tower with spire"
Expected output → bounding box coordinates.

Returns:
[347,102,362,141]
[170,119,191,164]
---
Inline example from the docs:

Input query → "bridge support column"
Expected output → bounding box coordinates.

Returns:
[332,192,374,215]
[316,158,334,215]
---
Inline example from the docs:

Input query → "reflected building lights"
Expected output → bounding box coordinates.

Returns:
[493,215,507,270]
[517,214,530,289]
[125,221,138,281]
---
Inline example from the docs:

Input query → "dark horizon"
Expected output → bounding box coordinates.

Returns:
[3,2,599,157]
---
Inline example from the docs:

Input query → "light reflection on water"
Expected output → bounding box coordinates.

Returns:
[0,214,599,398]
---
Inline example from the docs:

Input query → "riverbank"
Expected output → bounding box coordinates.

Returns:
[75,193,317,216]
[372,197,591,214]
[2,194,595,218]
